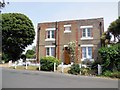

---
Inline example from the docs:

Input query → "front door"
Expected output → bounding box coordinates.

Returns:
[63,47,70,64]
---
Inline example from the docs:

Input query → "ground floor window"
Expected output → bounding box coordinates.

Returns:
[82,47,92,60]
[46,47,55,57]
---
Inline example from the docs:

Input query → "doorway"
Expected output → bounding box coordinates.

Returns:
[63,47,70,64]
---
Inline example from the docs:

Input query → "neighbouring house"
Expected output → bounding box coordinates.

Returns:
[36,18,104,64]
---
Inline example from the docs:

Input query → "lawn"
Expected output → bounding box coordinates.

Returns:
[10,65,39,71]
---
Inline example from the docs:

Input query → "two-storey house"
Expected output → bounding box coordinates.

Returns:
[36,18,104,64]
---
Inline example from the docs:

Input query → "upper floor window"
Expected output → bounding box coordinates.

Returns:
[45,28,55,41]
[64,24,71,33]
[82,28,92,37]
[80,26,93,40]
[46,30,55,39]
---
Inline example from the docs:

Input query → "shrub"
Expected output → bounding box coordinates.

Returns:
[98,43,120,72]
[80,67,91,75]
[40,56,60,71]
[103,71,120,78]
[68,64,80,75]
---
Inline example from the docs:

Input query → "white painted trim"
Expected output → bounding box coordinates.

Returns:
[81,58,94,61]
[81,44,94,47]
[45,45,55,48]
[46,28,56,31]
[80,25,93,28]
[64,30,71,33]
[45,38,55,41]
[64,24,71,27]
[81,37,93,40]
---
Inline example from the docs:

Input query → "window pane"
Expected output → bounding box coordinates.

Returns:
[87,28,91,37]
[82,29,86,37]
[88,47,92,59]
[47,31,50,38]
[46,48,49,56]
[82,47,86,58]
[65,27,71,31]
[51,31,55,38]
[51,47,55,56]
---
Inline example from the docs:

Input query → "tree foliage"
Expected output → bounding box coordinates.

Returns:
[0,0,9,12]
[101,31,111,46]
[2,13,35,61]
[25,46,36,59]
[25,50,35,59]
[108,17,120,42]
[98,43,120,72]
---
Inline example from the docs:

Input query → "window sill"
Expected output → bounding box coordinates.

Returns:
[45,38,55,41]
[81,37,93,40]
[81,58,94,61]
[64,30,71,33]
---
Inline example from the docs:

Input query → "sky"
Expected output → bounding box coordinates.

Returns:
[1,0,119,53]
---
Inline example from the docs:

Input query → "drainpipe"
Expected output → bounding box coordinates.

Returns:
[37,27,40,63]
[55,21,57,58]
[99,22,102,47]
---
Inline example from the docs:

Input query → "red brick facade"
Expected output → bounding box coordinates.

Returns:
[36,18,104,64]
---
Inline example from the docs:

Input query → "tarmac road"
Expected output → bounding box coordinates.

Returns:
[1,68,119,88]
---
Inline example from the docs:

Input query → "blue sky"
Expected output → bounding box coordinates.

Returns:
[1,1,118,52]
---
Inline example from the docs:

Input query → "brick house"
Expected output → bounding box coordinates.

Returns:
[36,18,104,64]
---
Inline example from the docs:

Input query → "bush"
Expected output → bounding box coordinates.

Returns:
[68,64,80,75]
[80,67,91,75]
[98,43,120,72]
[40,56,60,71]
[103,71,120,78]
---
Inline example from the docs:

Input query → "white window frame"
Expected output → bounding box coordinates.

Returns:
[81,44,94,61]
[80,25,93,40]
[45,28,55,41]
[45,45,55,56]
[64,24,71,33]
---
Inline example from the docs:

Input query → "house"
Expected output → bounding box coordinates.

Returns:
[36,18,104,64]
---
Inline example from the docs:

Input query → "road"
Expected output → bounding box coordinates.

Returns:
[1,68,118,88]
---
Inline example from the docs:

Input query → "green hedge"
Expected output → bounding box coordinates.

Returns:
[40,56,60,71]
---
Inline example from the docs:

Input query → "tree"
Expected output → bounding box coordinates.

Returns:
[108,17,120,42]
[25,46,36,59]
[101,31,111,46]
[0,0,9,10]
[21,54,26,62]
[25,50,35,59]
[2,13,35,62]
